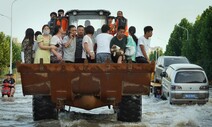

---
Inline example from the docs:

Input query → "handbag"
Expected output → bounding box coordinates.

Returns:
[125,46,135,56]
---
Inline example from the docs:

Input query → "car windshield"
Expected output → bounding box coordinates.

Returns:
[175,71,206,83]
[164,58,189,67]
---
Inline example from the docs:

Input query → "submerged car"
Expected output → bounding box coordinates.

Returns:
[161,64,209,104]
[154,56,189,83]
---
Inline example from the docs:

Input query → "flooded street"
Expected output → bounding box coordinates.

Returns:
[0,85,212,127]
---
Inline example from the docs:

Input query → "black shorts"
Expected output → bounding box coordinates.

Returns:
[136,56,148,63]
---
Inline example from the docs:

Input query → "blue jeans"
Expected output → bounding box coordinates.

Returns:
[96,53,111,63]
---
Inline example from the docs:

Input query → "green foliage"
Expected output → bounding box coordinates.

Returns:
[0,32,10,70]
[0,32,21,72]
[165,6,212,81]
[165,18,192,56]
[149,48,163,61]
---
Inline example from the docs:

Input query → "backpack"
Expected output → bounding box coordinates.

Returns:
[125,46,135,57]
[49,18,57,35]
[116,17,127,28]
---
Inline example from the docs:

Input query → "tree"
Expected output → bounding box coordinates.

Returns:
[149,48,163,61]
[0,32,21,72]
[165,18,192,56]
[0,32,10,70]
[165,6,212,82]
[12,42,21,68]
[195,6,212,81]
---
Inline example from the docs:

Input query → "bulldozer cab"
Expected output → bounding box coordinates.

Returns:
[66,10,111,37]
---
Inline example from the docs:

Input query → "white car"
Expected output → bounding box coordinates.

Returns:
[161,64,209,104]
[154,56,189,83]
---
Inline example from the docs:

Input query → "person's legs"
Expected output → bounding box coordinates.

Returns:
[136,56,148,63]
[64,61,73,63]
[97,53,111,63]
[10,88,15,97]
[96,54,102,63]
[75,58,84,63]
[111,54,119,63]
[102,53,111,63]
[117,56,123,63]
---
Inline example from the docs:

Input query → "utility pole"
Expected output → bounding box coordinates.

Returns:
[176,25,189,41]
[9,0,18,74]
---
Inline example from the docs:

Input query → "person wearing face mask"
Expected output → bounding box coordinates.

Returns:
[34,25,56,63]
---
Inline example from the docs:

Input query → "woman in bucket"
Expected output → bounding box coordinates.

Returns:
[34,25,56,63]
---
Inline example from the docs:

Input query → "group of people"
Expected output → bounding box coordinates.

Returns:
[2,74,15,97]
[21,10,153,65]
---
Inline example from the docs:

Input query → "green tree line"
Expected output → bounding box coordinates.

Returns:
[0,32,21,74]
[165,6,212,82]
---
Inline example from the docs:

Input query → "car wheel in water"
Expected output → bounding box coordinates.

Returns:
[161,86,167,100]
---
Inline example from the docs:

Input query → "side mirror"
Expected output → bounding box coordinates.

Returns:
[160,72,167,77]
[158,64,164,68]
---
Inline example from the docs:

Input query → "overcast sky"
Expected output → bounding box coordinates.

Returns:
[0,0,211,51]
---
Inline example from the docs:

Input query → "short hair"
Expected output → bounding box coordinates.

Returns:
[85,25,95,35]
[77,25,84,29]
[35,31,42,36]
[101,24,110,33]
[144,26,153,34]
[108,16,114,19]
[58,9,64,13]
[53,25,61,35]
[42,24,50,32]
[117,26,125,31]
[68,25,76,31]
[50,12,57,17]
[117,11,123,14]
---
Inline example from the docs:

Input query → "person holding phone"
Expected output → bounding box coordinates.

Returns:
[82,25,95,63]
[62,25,77,63]
[50,26,64,63]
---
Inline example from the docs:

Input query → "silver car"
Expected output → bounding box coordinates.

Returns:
[161,64,209,104]
[154,56,189,83]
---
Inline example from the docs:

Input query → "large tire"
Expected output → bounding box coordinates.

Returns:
[32,95,58,121]
[117,95,142,122]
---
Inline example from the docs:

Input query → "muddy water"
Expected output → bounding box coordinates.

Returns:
[0,85,211,127]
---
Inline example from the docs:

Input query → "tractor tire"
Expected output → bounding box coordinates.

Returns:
[117,95,142,122]
[32,95,58,121]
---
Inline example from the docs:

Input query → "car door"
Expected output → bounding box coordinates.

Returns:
[161,67,172,98]
[157,57,165,82]
[155,57,161,82]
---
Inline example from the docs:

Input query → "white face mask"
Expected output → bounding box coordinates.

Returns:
[43,30,50,35]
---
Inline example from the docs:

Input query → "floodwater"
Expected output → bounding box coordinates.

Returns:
[0,85,211,127]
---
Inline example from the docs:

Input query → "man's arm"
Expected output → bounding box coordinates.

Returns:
[84,42,95,59]
[139,44,149,62]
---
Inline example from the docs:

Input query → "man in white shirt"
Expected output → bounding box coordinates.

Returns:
[136,26,153,63]
[95,24,113,63]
